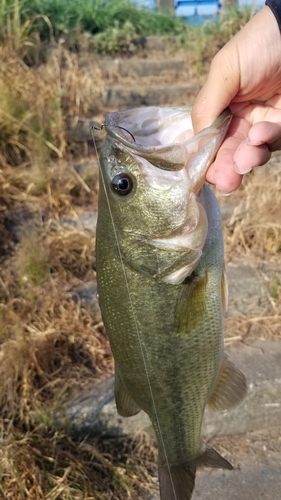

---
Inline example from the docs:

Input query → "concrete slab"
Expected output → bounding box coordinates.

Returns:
[193,460,281,500]
[146,457,281,500]
[226,261,279,317]
[103,58,186,79]
[203,341,281,438]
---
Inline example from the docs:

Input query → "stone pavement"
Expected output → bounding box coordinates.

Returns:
[193,459,281,500]
[63,339,281,499]
[148,454,281,500]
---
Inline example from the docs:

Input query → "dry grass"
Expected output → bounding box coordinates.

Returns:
[0,213,159,499]
[0,44,103,170]
[179,7,254,79]
[224,161,281,262]
[0,26,162,499]
[220,156,281,343]
[0,428,158,499]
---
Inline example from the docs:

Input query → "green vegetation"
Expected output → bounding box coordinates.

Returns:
[1,0,188,43]
[0,0,255,54]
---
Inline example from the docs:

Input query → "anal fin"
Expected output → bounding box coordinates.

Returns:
[115,368,141,417]
[208,357,247,412]
[195,444,233,470]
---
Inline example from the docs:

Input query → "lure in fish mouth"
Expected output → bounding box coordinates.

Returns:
[96,106,247,500]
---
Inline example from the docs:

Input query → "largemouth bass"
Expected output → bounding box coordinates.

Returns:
[96,106,247,500]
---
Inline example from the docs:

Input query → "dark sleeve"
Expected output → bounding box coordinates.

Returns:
[265,0,281,31]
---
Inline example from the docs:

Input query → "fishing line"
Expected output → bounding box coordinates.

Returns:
[91,125,179,500]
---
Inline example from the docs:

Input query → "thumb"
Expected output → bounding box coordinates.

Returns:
[191,43,240,133]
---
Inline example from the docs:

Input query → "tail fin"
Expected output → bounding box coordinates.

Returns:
[159,463,195,500]
[158,446,232,500]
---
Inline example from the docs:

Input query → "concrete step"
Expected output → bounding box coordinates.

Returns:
[101,58,187,79]
[144,36,180,52]
[103,83,199,108]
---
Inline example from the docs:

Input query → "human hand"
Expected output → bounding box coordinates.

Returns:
[191,6,281,194]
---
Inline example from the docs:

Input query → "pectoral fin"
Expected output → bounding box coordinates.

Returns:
[115,369,141,417]
[208,357,247,412]
[176,275,207,334]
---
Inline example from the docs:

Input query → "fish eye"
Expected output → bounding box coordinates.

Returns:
[112,173,134,196]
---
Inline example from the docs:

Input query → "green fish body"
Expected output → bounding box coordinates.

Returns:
[96,107,247,500]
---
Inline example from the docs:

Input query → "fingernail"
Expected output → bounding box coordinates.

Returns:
[234,163,252,175]
[216,189,232,197]
[246,138,263,146]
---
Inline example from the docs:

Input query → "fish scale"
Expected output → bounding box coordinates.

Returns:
[96,106,247,500]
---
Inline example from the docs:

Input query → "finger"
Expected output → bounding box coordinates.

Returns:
[206,134,243,191]
[210,146,243,194]
[233,141,271,174]
[234,141,271,174]
[206,157,243,194]
[206,117,249,193]
[247,121,281,151]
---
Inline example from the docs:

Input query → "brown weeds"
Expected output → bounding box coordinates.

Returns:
[224,159,281,262]
[0,45,103,169]
[220,156,281,342]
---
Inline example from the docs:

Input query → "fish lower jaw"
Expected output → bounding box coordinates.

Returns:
[151,232,205,250]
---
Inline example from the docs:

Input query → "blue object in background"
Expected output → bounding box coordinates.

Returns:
[175,0,220,18]
[132,0,264,23]
[133,0,265,11]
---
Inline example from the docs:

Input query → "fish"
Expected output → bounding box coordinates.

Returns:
[95,106,247,500]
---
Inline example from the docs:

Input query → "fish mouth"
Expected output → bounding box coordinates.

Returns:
[104,106,232,173]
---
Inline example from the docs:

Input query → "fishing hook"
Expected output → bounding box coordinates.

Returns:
[91,123,136,143]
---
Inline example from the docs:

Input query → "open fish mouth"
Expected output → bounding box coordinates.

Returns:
[103,106,232,173]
